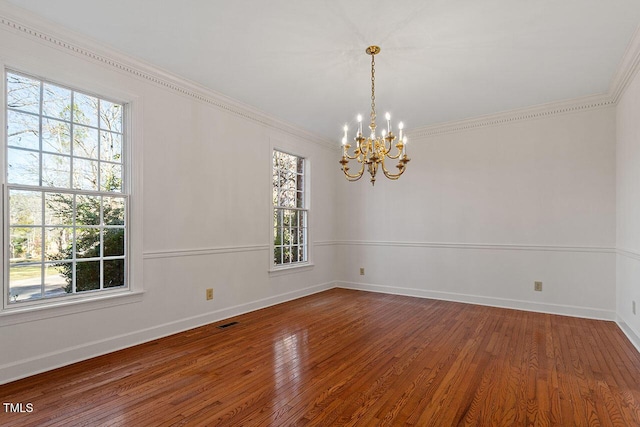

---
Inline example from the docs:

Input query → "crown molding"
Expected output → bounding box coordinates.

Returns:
[0,4,336,151]
[408,94,615,139]
[609,24,640,103]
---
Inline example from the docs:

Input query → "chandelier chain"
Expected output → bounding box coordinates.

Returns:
[370,53,376,128]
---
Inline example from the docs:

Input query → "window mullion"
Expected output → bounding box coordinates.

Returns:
[97,98,101,192]
[38,80,43,187]
[99,196,104,290]
[70,91,75,191]
[40,190,45,299]
[72,194,77,294]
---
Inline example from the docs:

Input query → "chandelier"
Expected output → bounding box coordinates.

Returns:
[340,46,410,185]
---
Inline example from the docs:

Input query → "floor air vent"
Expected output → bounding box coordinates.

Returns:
[217,321,239,329]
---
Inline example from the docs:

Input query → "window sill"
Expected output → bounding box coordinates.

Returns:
[0,289,145,326]
[268,263,315,277]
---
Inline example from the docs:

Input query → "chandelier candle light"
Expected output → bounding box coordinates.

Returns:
[340,45,410,185]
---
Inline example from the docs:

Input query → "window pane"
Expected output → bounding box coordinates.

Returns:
[286,209,298,227]
[104,197,125,225]
[272,169,278,204]
[283,188,296,208]
[282,226,291,245]
[42,118,71,155]
[7,110,39,150]
[9,263,42,302]
[73,92,98,127]
[100,131,122,162]
[76,261,100,292]
[100,100,122,132]
[7,73,40,114]
[10,190,42,225]
[76,195,100,225]
[44,263,69,296]
[44,192,73,225]
[42,153,71,188]
[74,125,99,159]
[274,227,283,246]
[8,148,40,185]
[75,228,100,258]
[45,227,72,261]
[73,158,99,190]
[274,209,283,228]
[277,175,285,206]
[10,227,42,261]
[42,83,71,120]
[283,247,291,263]
[104,259,125,288]
[101,163,122,192]
[104,228,125,257]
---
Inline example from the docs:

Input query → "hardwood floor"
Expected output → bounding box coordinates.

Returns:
[2,288,640,426]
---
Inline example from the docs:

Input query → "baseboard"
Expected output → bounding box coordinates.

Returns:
[616,318,640,353]
[338,281,616,321]
[0,281,335,385]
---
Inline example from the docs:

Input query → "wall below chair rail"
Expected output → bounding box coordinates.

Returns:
[336,242,615,320]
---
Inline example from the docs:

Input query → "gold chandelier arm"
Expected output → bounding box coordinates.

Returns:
[385,141,404,160]
[341,158,366,181]
[383,135,393,154]
[359,139,372,159]
[342,144,361,160]
[380,155,409,180]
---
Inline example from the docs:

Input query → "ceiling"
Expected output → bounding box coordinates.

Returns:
[4,0,640,141]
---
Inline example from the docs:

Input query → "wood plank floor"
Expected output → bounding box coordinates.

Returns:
[2,288,640,426]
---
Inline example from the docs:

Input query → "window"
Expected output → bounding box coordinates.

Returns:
[4,70,127,305]
[272,150,308,267]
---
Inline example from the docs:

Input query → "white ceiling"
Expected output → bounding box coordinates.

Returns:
[4,0,640,141]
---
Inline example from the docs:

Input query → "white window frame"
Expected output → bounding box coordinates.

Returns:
[269,141,312,273]
[0,65,144,323]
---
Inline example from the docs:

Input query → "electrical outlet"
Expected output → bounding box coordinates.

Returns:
[360,267,365,275]
[206,288,214,300]
[534,281,543,292]
[633,301,636,315]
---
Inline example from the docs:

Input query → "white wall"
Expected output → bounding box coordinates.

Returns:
[0,13,339,384]
[616,62,640,348]
[337,107,617,319]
